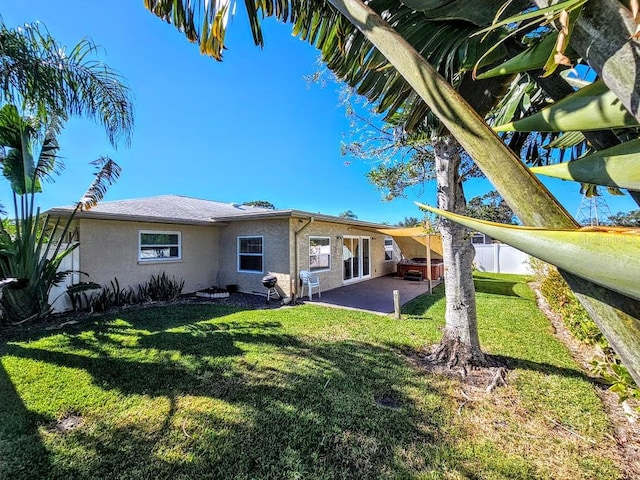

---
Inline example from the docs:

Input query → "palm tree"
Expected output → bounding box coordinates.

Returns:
[0,19,134,146]
[0,20,133,323]
[142,0,640,385]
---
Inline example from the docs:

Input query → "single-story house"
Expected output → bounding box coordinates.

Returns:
[47,195,432,300]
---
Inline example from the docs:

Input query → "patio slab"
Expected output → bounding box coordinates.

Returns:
[304,274,441,315]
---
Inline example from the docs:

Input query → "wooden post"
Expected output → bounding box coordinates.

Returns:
[393,290,400,319]
[426,234,433,295]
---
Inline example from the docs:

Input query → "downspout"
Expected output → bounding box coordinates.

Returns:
[293,217,314,303]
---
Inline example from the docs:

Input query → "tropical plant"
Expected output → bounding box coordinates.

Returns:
[142,0,640,385]
[65,281,102,312]
[0,19,134,147]
[139,272,185,302]
[0,105,121,323]
[0,20,134,324]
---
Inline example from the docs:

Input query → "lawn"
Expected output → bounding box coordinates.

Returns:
[0,273,621,479]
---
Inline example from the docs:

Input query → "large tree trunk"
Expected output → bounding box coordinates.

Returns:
[428,135,488,370]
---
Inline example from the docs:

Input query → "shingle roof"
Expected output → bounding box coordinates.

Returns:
[47,194,394,230]
[47,195,276,225]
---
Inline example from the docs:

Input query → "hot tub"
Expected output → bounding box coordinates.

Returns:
[396,258,444,280]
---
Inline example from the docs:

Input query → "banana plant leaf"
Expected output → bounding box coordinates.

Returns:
[476,31,576,80]
[397,0,530,27]
[417,203,640,302]
[544,130,585,149]
[494,80,640,132]
[531,138,640,191]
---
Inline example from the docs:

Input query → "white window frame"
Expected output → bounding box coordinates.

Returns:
[237,236,264,273]
[309,236,331,273]
[384,237,394,262]
[139,230,182,263]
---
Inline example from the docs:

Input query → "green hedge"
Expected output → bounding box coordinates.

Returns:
[536,263,639,403]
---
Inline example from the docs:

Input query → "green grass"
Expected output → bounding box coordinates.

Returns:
[0,273,621,479]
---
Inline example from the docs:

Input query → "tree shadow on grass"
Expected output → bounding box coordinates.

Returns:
[0,303,251,345]
[492,354,597,384]
[0,302,556,480]
[473,277,524,298]
[0,361,52,478]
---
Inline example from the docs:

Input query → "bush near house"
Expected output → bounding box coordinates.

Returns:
[67,273,185,313]
[535,263,639,403]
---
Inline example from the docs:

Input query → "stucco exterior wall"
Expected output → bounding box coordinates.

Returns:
[75,215,398,301]
[78,219,220,293]
[294,221,397,294]
[217,218,291,297]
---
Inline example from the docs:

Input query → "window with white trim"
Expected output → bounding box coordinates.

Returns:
[238,236,263,273]
[384,237,394,261]
[309,237,331,272]
[139,231,181,262]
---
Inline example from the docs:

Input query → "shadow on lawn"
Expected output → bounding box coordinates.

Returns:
[473,275,524,298]
[0,303,551,479]
[492,354,595,383]
[0,361,52,478]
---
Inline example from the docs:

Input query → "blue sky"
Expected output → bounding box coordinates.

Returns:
[2,1,637,224]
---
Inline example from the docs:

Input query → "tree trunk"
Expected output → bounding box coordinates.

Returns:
[429,135,488,370]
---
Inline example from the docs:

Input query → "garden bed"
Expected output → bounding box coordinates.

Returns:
[195,287,230,299]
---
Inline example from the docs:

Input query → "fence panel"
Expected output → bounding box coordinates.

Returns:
[473,243,533,275]
[47,244,80,313]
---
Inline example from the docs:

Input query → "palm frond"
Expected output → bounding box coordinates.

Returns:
[398,0,531,27]
[418,202,640,302]
[77,157,121,211]
[0,20,134,147]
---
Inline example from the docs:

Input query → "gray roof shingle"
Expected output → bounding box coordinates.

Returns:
[47,195,275,224]
[47,194,393,230]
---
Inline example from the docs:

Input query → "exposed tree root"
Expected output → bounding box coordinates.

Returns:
[426,337,502,371]
[419,338,509,393]
[486,366,508,393]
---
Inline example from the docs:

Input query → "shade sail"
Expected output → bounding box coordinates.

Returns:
[377,227,443,260]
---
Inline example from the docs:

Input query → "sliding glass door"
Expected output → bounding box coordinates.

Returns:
[342,236,371,282]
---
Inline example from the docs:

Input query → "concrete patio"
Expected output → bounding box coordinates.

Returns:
[304,274,442,315]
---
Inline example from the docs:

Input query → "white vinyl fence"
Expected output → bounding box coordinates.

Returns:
[473,243,533,275]
[47,244,80,313]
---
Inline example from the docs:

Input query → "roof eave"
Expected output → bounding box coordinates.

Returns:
[46,208,228,227]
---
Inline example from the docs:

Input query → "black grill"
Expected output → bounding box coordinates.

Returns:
[262,275,278,288]
[262,274,280,304]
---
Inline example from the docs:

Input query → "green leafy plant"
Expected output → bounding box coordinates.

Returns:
[538,266,608,348]
[64,281,102,312]
[140,272,185,302]
[591,359,640,403]
[0,20,133,325]
[0,105,121,324]
[534,262,639,404]
[86,273,185,314]
[89,278,137,313]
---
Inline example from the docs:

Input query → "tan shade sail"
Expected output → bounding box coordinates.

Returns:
[377,227,443,259]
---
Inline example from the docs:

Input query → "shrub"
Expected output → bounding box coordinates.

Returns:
[90,278,137,313]
[533,261,639,403]
[69,273,186,314]
[539,267,608,349]
[138,272,184,302]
